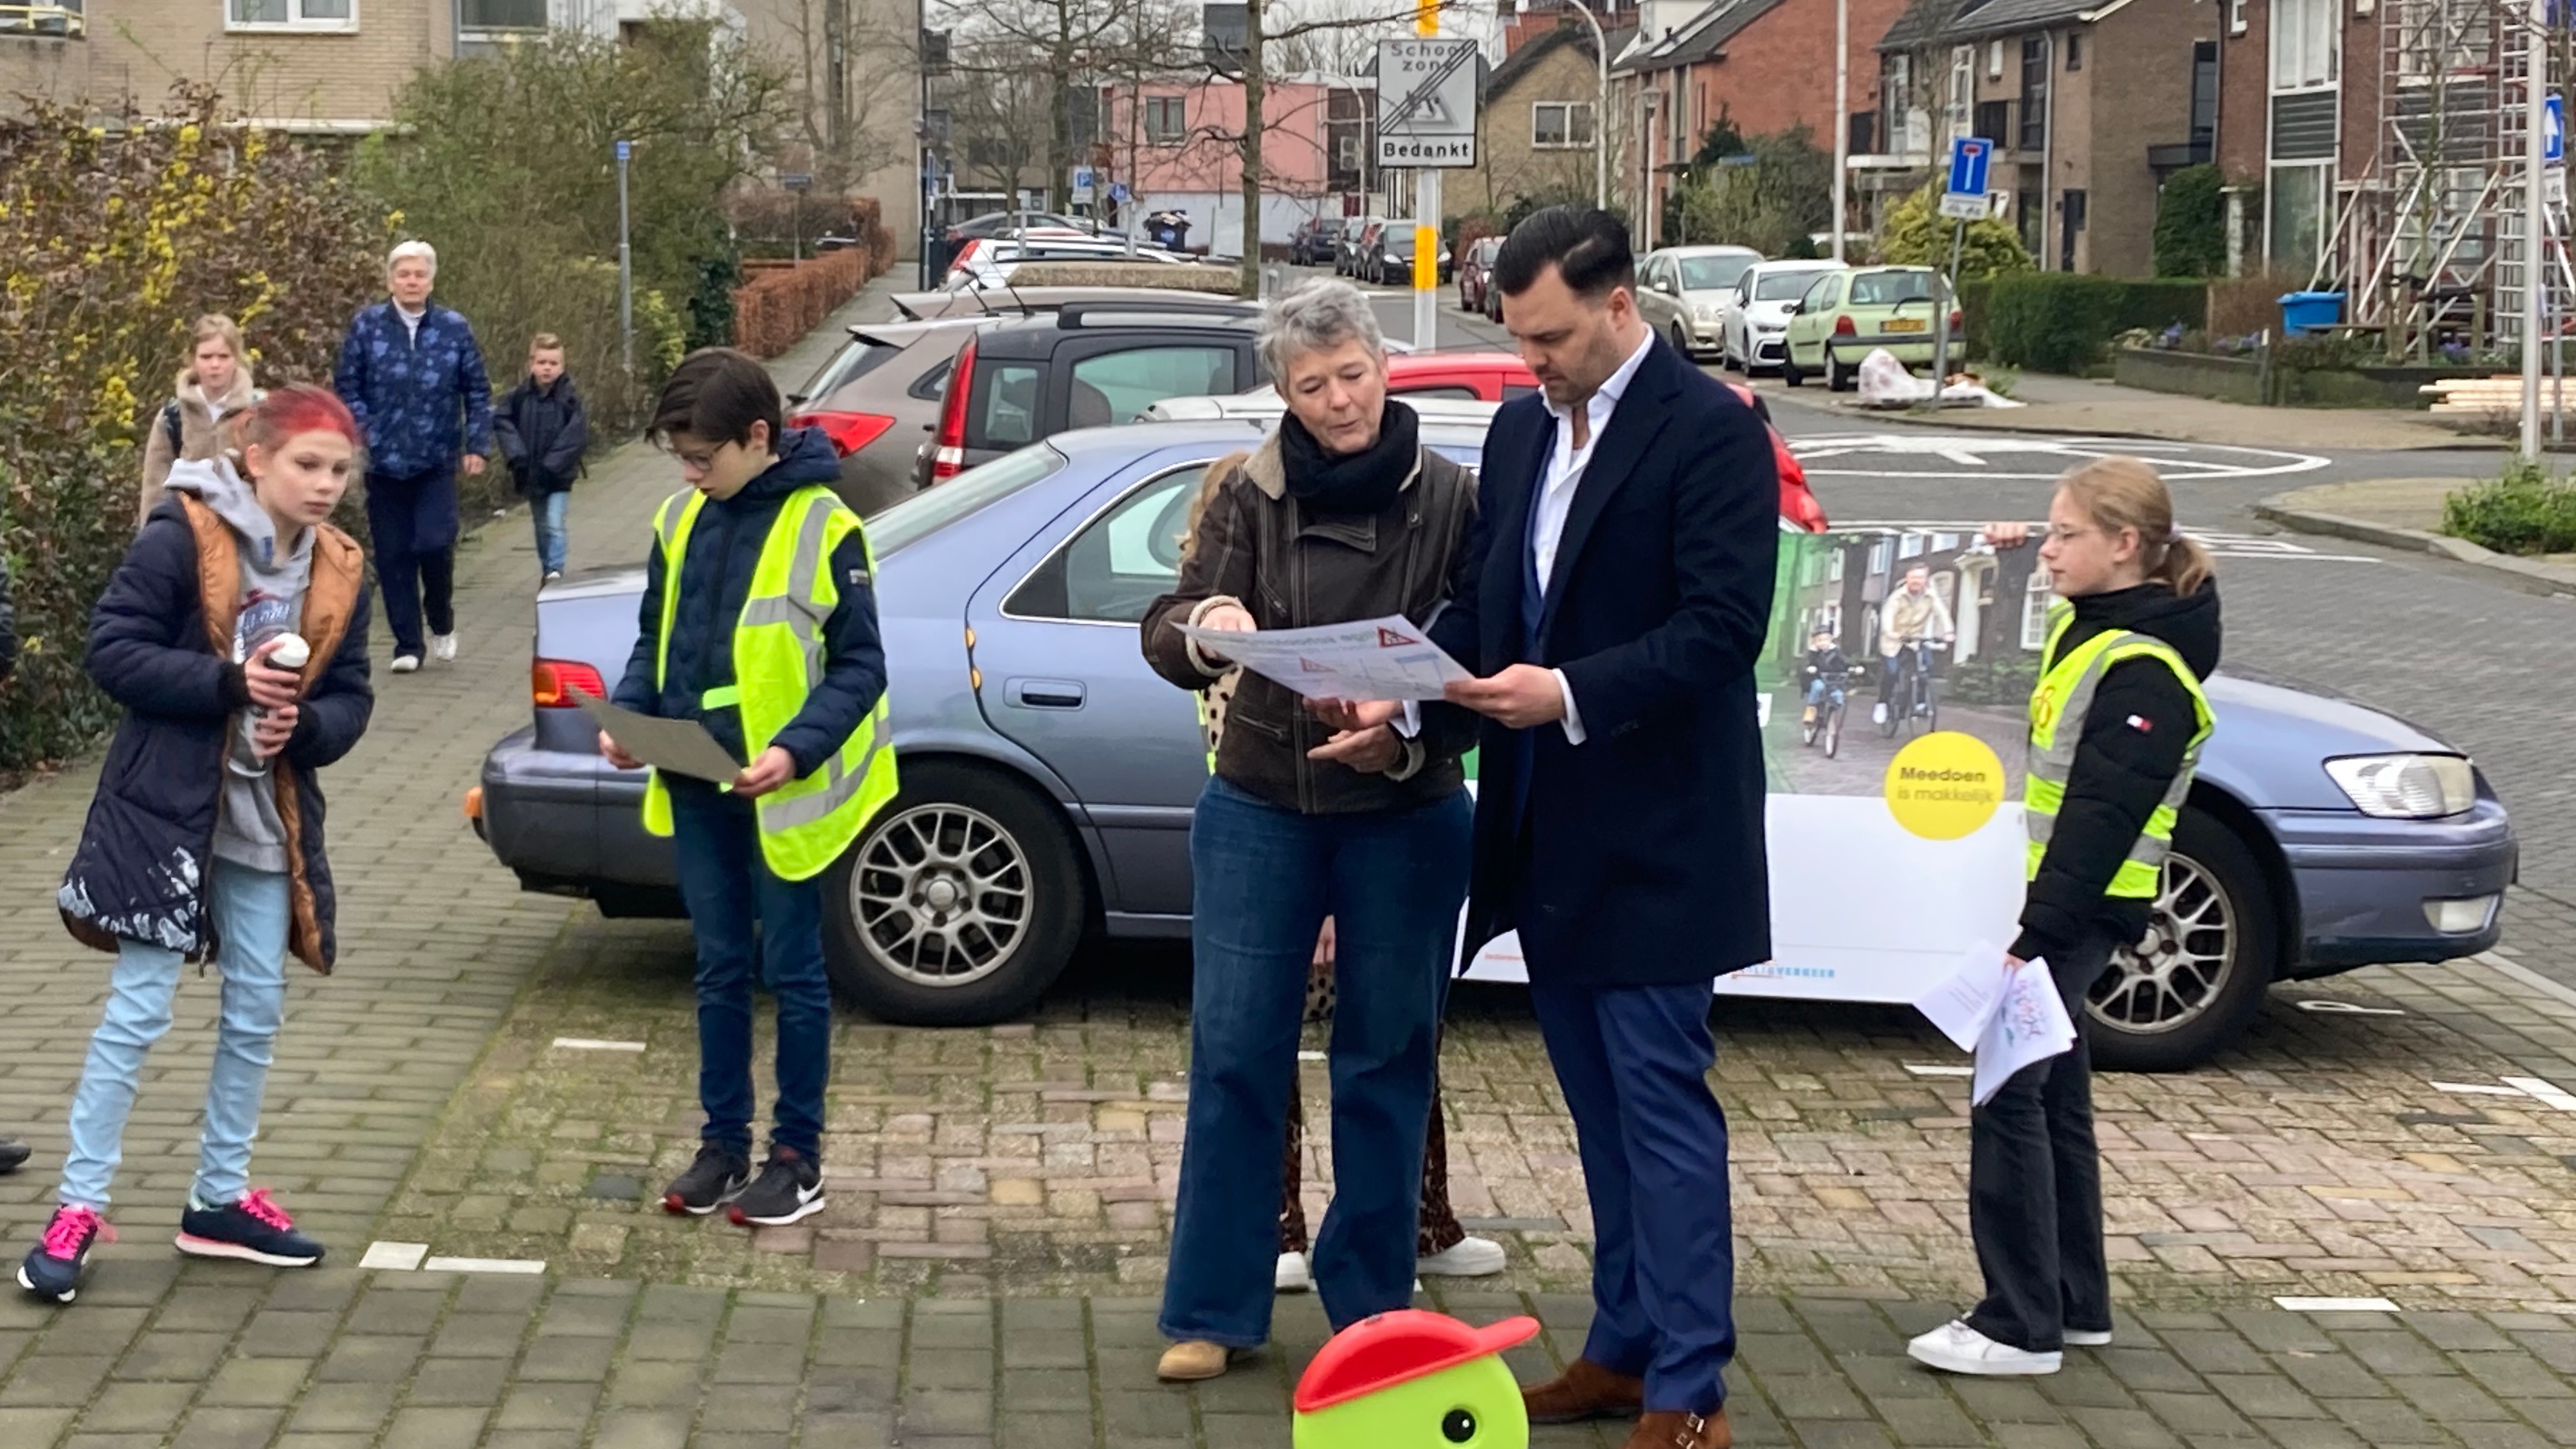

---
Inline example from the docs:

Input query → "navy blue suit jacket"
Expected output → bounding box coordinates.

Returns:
[1429,337,1780,987]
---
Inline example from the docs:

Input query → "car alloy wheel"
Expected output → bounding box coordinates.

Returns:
[2082,809,2278,1073]
[850,802,1033,989]
[2091,853,2232,1038]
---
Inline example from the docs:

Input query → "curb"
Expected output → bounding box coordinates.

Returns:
[1773,394,2502,452]
[2252,497,2576,592]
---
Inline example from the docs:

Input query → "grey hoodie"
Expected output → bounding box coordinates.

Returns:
[163,457,313,873]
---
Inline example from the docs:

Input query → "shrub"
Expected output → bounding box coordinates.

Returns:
[730,250,873,358]
[2152,165,2227,278]
[1671,125,1834,257]
[0,88,388,771]
[1876,183,2035,282]
[1989,273,2209,373]
[2443,460,2576,554]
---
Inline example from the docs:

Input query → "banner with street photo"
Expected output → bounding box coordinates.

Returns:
[1463,527,2042,1003]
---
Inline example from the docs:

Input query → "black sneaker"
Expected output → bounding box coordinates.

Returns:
[727,1147,825,1226]
[662,1144,751,1216]
[175,1189,324,1268]
[19,1205,111,1303]
[0,1137,28,1175]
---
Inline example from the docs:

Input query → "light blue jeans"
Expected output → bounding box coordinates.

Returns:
[531,489,570,576]
[60,857,291,1211]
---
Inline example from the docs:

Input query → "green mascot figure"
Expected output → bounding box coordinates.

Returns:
[1291,1309,1541,1448]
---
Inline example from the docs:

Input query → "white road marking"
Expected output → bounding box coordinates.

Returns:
[1902,1063,1974,1077]
[2431,1081,2528,1095]
[2503,1076,2576,1111]
[1833,520,2379,563]
[2275,1296,2401,1313]
[359,1241,429,1271]
[1789,433,2332,480]
[421,1256,549,1275]
[552,1037,648,1052]
[2294,999,2406,1016]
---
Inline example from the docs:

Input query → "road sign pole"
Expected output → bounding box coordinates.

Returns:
[617,140,633,378]
[1413,0,1439,352]
[1932,219,1964,399]
[2525,8,2549,460]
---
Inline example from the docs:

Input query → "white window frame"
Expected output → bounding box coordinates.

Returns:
[1899,531,1929,559]
[2229,0,2247,35]
[2022,566,2056,649]
[1988,40,2005,78]
[2269,0,2338,91]
[226,0,358,31]
[1532,100,1596,149]
[455,0,543,35]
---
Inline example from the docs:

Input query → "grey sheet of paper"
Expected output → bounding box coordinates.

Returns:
[572,691,743,785]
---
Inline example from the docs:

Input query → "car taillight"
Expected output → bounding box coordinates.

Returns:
[1833,314,1856,337]
[532,658,606,708]
[792,410,896,457]
[931,338,976,483]
[1950,309,1964,331]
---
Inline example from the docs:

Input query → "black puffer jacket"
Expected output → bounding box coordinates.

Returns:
[494,374,590,496]
[2013,579,2223,965]
[610,427,887,778]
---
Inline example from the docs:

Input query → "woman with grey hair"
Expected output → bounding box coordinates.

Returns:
[1139,277,1481,1381]
[332,239,493,675]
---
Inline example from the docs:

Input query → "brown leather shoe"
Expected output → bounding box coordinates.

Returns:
[1622,1408,1732,1449]
[1521,1357,1646,1423]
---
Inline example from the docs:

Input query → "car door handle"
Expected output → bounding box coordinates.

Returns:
[1006,677,1086,709]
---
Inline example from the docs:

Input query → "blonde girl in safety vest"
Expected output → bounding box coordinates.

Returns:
[1909,457,2220,1379]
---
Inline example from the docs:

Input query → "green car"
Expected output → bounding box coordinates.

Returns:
[1781,265,1959,392]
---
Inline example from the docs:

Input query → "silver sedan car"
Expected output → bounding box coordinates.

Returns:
[1635,245,1761,360]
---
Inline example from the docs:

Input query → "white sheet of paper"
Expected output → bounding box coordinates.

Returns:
[1912,943,2008,1053]
[1175,614,1473,702]
[572,691,744,785]
[1972,959,2077,1106]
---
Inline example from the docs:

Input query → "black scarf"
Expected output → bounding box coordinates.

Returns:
[1277,399,1420,516]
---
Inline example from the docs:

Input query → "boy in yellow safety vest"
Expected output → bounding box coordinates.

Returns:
[598,349,894,1229]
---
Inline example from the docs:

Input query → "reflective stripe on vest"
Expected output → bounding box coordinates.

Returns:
[2024,600,2213,900]
[640,486,900,882]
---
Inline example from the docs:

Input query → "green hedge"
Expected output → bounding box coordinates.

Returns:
[2444,460,2576,554]
[1988,274,2210,374]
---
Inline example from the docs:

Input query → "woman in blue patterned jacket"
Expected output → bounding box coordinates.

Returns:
[332,240,493,676]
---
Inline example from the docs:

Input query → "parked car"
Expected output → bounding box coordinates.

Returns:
[786,318,995,515]
[887,284,1258,324]
[912,301,1264,487]
[1720,259,1849,374]
[1379,350,1539,403]
[1781,265,1957,391]
[945,238,1191,291]
[1634,245,1764,360]
[475,418,2516,1069]
[1457,237,1503,316]
[943,210,1095,244]
[1357,221,1451,286]
[1290,217,1347,266]
[1336,217,1384,276]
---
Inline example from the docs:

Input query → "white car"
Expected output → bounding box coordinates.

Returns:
[1723,259,1850,374]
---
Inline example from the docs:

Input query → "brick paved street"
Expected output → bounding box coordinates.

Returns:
[0,289,2571,1444]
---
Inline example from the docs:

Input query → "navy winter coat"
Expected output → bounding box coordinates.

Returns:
[494,374,590,496]
[610,428,887,778]
[333,300,495,480]
[57,498,375,972]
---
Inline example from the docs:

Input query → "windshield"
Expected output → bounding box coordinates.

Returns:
[1754,270,1832,301]
[1679,255,1755,291]
[1850,271,1940,306]
[869,445,1067,555]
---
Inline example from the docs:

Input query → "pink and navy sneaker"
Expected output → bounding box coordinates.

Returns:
[175,1189,324,1268]
[19,1205,113,1304]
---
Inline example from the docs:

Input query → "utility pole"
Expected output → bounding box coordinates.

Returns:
[1831,0,1849,260]
[616,139,633,377]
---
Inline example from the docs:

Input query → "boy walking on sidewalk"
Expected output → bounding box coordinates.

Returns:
[597,349,896,1228]
[494,333,589,581]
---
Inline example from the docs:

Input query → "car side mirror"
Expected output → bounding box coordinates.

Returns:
[1785,302,1803,315]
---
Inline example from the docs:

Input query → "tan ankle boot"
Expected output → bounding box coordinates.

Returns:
[1156,1339,1236,1381]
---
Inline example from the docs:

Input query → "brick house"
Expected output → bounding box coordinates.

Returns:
[0,0,927,251]
[1872,0,2220,275]
[2213,0,2386,286]
[1606,0,1914,249]
[1456,12,1629,219]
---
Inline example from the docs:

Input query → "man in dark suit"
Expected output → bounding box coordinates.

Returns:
[1435,208,1779,1449]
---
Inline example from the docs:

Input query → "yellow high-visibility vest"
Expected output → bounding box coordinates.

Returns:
[2024,601,2212,899]
[639,485,898,881]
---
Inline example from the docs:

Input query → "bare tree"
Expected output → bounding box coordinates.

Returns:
[938,0,1197,210]
[761,0,921,190]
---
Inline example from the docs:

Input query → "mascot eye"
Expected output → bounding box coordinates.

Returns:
[1442,1407,1476,1443]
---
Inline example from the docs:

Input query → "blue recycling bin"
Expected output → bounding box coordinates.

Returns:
[2278,290,2346,335]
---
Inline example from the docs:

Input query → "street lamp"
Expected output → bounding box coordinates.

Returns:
[1510,0,1610,213]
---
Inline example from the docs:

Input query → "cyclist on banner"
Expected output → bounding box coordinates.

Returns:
[1876,563,1954,725]
[1800,628,1850,729]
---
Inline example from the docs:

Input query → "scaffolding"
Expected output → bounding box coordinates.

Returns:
[2339,0,2568,360]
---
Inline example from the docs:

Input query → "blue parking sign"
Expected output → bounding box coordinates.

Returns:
[615,140,631,163]
[1946,136,1992,199]
[2548,96,2565,166]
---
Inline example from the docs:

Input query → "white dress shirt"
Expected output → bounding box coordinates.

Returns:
[396,302,427,344]
[1530,328,1656,745]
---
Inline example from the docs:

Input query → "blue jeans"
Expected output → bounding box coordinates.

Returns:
[669,783,832,1160]
[1530,978,1736,1414]
[530,489,570,576]
[1161,777,1471,1346]
[61,858,291,1211]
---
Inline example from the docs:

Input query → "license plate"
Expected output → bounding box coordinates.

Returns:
[1883,318,1926,333]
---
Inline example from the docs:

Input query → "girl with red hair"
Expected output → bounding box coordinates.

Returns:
[23,383,377,1305]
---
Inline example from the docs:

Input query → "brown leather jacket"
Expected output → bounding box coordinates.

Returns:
[1142,430,1478,815]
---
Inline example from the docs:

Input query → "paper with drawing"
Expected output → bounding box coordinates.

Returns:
[1175,614,1474,702]
[1910,944,2076,1106]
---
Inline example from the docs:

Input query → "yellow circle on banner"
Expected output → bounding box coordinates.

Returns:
[1883,731,2008,841]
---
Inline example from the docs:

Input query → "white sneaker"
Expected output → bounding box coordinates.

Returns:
[1907,1320,2061,1376]
[430,633,458,663]
[541,570,563,584]
[1417,1235,1507,1278]
[1274,1251,1311,1294]
[389,655,421,675]
[1873,702,1889,724]
[2064,1328,2114,1347]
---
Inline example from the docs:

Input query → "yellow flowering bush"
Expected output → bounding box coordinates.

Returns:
[0,86,387,769]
